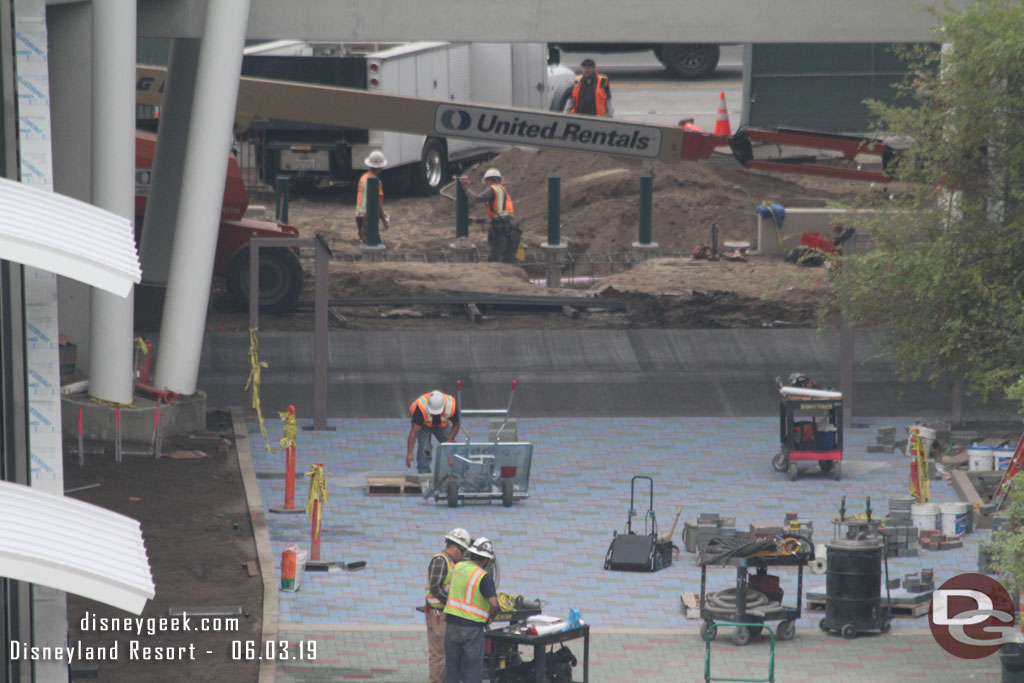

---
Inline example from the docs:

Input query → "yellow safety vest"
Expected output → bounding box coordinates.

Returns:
[443,561,491,623]
[487,183,514,219]
[410,393,456,428]
[426,552,455,610]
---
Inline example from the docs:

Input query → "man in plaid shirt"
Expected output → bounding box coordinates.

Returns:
[426,528,471,682]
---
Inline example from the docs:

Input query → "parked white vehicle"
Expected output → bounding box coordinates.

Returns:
[241,41,575,193]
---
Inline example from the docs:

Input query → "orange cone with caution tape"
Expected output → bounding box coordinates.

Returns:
[713,91,731,137]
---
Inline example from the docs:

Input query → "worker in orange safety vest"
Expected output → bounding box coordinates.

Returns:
[679,118,703,132]
[355,150,390,243]
[564,58,614,117]
[406,390,461,473]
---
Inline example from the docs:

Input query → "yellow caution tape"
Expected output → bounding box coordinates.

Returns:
[134,337,149,355]
[245,328,273,449]
[274,408,298,454]
[305,463,329,535]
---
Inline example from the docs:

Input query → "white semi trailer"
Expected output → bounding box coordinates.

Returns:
[240,41,575,193]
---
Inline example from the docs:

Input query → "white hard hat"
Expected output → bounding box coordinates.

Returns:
[426,390,446,415]
[444,528,471,550]
[364,150,388,168]
[469,537,495,560]
[483,168,502,181]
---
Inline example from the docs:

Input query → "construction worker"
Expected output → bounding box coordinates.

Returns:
[679,118,703,132]
[407,390,461,473]
[563,58,614,117]
[459,168,521,263]
[426,528,472,683]
[444,538,499,683]
[355,150,390,243]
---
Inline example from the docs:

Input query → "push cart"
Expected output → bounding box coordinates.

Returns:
[604,475,675,572]
[699,547,813,646]
[425,380,533,508]
[771,385,843,481]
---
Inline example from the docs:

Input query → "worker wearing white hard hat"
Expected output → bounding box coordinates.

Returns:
[459,168,522,264]
[407,389,461,473]
[444,537,499,682]
[355,150,391,242]
[425,528,472,683]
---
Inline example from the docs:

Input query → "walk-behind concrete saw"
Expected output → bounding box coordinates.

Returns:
[604,476,678,572]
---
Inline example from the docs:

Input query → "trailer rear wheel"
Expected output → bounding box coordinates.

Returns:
[226,246,304,313]
[446,478,460,508]
[787,462,799,481]
[501,478,514,507]
[412,138,448,195]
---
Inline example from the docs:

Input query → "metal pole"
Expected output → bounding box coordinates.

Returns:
[310,498,321,561]
[153,0,253,394]
[840,233,856,428]
[364,176,381,246]
[313,236,329,430]
[77,408,84,466]
[275,174,290,223]
[548,176,561,246]
[248,241,260,331]
[89,0,136,404]
[638,176,653,245]
[456,182,468,239]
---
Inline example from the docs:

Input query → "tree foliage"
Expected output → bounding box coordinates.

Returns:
[831,0,1024,409]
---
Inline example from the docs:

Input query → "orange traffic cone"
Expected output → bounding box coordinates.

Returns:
[713,91,731,137]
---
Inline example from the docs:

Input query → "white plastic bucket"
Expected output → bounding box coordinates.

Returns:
[968,445,994,472]
[906,425,937,458]
[994,446,1015,471]
[940,502,968,537]
[911,502,940,531]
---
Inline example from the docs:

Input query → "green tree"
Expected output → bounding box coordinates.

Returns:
[831,0,1024,409]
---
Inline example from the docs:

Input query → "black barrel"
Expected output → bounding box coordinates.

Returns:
[823,538,883,632]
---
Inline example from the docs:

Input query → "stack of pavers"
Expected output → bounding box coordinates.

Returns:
[881,495,918,557]
[868,426,897,454]
[919,529,964,551]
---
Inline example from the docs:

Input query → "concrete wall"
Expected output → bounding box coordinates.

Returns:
[135,0,967,42]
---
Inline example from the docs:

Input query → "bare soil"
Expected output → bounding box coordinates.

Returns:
[63,411,260,683]
[209,147,886,331]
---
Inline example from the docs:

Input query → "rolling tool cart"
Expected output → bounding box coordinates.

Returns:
[771,385,843,481]
[604,476,675,572]
[699,541,813,646]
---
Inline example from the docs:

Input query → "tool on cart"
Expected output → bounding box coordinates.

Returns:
[819,497,893,639]
[604,476,676,572]
[771,378,843,481]
[425,380,533,508]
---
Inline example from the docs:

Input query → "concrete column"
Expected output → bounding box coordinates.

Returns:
[359,243,388,262]
[138,38,200,285]
[540,243,568,288]
[154,0,252,395]
[88,0,135,404]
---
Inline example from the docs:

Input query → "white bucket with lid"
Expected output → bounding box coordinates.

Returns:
[968,445,994,472]
[906,425,937,458]
[940,501,968,537]
[911,502,940,531]
[994,446,1015,471]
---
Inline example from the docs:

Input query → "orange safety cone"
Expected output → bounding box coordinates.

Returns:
[713,91,731,137]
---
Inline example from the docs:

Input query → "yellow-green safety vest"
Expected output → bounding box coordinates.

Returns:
[426,552,455,610]
[443,561,491,623]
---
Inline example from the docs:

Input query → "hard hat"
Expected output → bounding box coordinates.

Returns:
[580,58,596,68]
[469,537,495,560]
[444,528,471,550]
[483,168,502,181]
[426,390,446,415]
[364,150,388,168]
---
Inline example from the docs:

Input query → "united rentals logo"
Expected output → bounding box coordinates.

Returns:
[433,104,661,159]
[929,572,1019,659]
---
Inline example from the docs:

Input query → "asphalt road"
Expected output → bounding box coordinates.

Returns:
[558,46,743,130]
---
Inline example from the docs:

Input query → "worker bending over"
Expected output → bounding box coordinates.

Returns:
[426,528,471,683]
[444,538,499,683]
[407,390,461,473]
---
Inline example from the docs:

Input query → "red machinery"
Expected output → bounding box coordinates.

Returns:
[134,131,304,313]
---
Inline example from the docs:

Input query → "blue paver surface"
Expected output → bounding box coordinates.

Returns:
[247,415,1002,681]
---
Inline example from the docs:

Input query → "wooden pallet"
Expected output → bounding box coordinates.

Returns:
[806,598,931,619]
[365,476,423,496]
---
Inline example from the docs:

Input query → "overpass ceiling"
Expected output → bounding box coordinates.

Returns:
[137,0,965,43]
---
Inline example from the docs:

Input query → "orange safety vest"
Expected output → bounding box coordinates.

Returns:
[425,552,455,610]
[486,183,514,219]
[356,171,384,216]
[682,121,703,132]
[443,561,491,623]
[570,73,609,116]
[410,393,457,428]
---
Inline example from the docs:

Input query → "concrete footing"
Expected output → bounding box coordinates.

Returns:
[540,242,568,287]
[632,241,661,262]
[359,244,388,262]
[61,391,207,442]
[448,237,478,262]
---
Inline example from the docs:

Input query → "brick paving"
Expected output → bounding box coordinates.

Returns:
[244,415,1002,681]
